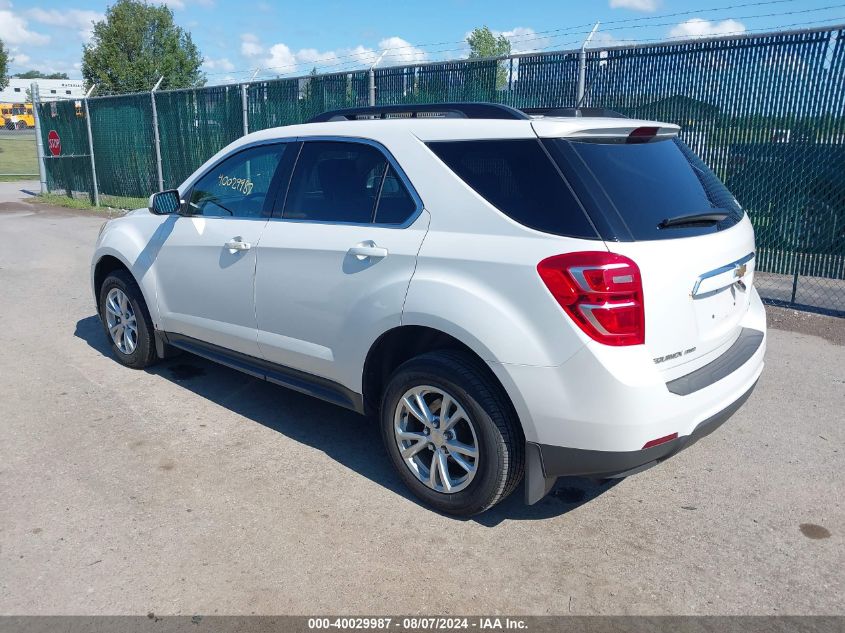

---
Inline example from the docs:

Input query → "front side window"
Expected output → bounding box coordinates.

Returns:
[284,141,387,223]
[188,144,286,218]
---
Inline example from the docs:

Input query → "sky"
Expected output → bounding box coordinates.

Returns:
[1,0,844,83]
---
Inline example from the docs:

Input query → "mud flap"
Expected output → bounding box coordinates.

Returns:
[525,442,557,504]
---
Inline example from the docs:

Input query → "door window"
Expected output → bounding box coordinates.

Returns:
[188,144,287,218]
[283,141,387,223]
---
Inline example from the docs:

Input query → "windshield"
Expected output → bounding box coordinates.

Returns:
[546,137,744,241]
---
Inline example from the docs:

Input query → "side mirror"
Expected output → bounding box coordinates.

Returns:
[149,189,183,215]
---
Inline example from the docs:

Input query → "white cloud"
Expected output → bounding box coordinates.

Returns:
[241,33,264,58]
[264,43,295,71]
[0,10,50,45]
[669,18,746,39]
[254,35,427,76]
[587,31,637,49]
[609,0,659,11]
[377,36,427,65]
[500,27,552,54]
[203,57,235,72]
[27,8,103,42]
[14,58,81,77]
[11,51,30,66]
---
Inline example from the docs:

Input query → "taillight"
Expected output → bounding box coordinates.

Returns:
[537,251,645,346]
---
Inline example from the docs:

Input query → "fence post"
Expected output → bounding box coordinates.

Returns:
[31,83,48,194]
[576,22,600,107]
[369,50,389,106]
[508,57,514,96]
[241,82,249,136]
[83,85,100,206]
[150,76,164,192]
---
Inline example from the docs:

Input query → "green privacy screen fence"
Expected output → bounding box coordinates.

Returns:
[35,25,845,314]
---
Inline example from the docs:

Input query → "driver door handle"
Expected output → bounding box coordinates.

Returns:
[224,237,251,252]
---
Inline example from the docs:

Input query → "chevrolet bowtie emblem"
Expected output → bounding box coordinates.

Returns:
[734,263,748,290]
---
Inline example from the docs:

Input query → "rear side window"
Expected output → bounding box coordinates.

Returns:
[374,165,416,225]
[284,141,386,223]
[552,138,743,241]
[427,139,598,239]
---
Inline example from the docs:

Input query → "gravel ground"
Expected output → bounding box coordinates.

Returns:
[767,305,845,346]
[0,201,842,616]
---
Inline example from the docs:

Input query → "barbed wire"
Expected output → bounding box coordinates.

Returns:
[202,0,808,78]
[200,5,844,83]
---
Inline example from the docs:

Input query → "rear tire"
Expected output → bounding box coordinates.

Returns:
[98,270,158,369]
[380,350,524,516]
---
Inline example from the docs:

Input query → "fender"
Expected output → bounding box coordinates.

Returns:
[92,210,174,328]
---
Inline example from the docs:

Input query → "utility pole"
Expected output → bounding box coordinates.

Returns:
[368,49,389,106]
[150,76,164,192]
[577,22,600,108]
[83,84,100,206]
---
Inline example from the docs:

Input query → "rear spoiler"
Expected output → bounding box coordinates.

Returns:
[532,119,680,144]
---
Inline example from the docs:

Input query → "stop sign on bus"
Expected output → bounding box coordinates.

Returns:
[48,130,61,156]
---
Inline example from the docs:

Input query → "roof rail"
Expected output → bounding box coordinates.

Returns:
[308,103,531,122]
[522,107,628,119]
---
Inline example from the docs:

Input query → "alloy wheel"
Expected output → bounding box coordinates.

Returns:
[104,288,138,355]
[393,385,480,494]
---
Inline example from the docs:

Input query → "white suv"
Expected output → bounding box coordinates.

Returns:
[92,103,766,516]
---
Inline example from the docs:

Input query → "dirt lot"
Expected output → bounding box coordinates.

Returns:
[0,200,842,616]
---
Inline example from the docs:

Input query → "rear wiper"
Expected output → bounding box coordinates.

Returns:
[658,211,729,229]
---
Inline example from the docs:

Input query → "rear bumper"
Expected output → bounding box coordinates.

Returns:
[524,379,758,503]
[492,288,767,504]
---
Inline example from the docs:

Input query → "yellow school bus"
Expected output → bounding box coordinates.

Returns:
[1,103,36,129]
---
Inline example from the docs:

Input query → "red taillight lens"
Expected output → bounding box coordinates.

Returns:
[537,251,645,346]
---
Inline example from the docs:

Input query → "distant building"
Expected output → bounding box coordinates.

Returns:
[0,78,85,103]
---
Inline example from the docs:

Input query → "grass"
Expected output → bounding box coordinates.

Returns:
[35,192,98,210]
[0,135,38,179]
[33,191,144,215]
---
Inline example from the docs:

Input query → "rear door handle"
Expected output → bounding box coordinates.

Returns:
[224,237,252,252]
[348,242,388,260]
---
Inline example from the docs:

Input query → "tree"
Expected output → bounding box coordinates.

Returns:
[0,40,9,91]
[466,26,512,89]
[13,70,70,79]
[82,0,205,94]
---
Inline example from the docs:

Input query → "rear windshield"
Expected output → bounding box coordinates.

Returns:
[427,139,598,239]
[550,137,744,241]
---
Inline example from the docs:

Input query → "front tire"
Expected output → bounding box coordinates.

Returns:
[380,350,524,516]
[98,270,158,369]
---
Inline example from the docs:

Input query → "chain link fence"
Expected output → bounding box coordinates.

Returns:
[33,25,845,315]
